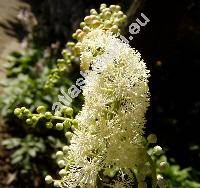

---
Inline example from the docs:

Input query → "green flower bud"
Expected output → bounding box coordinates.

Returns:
[102,8,110,13]
[120,15,127,23]
[53,181,61,187]
[72,119,78,128]
[65,131,73,139]
[32,116,38,123]
[84,16,91,24]
[92,20,101,28]
[58,160,65,168]
[18,113,23,119]
[90,9,98,15]
[110,25,119,34]
[100,4,107,11]
[45,175,53,184]
[46,122,53,129]
[56,123,63,131]
[56,151,64,158]
[115,5,121,11]
[67,42,75,47]
[36,106,46,114]
[83,26,90,33]
[113,18,120,25]
[63,145,69,153]
[104,20,112,29]
[110,5,116,11]
[63,107,73,116]
[117,11,124,18]
[59,169,68,177]
[147,134,157,144]
[113,12,118,18]
[76,29,82,35]
[72,33,77,39]
[104,11,111,18]
[63,119,71,129]
[77,31,85,40]
[21,107,26,112]
[80,22,86,28]
[44,112,52,119]
[14,108,21,116]
[26,118,32,125]
[23,109,30,116]
[90,15,97,20]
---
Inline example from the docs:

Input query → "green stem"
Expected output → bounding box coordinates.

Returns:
[146,152,157,188]
[52,116,67,121]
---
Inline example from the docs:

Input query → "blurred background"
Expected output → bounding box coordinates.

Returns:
[0,0,200,187]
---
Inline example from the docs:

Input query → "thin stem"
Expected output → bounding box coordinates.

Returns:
[146,152,157,188]
[52,116,66,121]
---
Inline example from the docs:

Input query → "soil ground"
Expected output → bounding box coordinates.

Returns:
[0,0,28,80]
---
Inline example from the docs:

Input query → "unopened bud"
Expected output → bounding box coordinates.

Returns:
[159,161,169,171]
[147,134,157,144]
[45,175,53,184]
[14,108,21,116]
[63,145,69,153]
[56,151,64,158]
[63,107,73,116]
[36,106,45,113]
[59,169,68,177]
[46,122,53,129]
[58,160,65,168]
[72,119,78,128]
[44,112,52,119]
[65,131,73,139]
[157,175,167,188]
[56,123,63,131]
[153,145,163,155]
[90,9,98,15]
[53,181,61,187]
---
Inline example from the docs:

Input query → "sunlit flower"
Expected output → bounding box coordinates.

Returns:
[56,29,150,187]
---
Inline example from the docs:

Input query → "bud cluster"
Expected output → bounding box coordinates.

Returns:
[44,47,76,89]
[72,4,127,42]
[45,4,126,89]
[14,106,78,134]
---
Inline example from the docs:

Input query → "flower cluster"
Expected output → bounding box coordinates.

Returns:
[14,4,168,188]
[73,4,127,41]
[45,4,127,89]
[43,29,156,187]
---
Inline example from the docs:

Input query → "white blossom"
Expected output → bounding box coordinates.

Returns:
[59,29,150,187]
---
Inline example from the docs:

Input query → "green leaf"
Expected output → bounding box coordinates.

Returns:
[11,155,23,164]
[28,149,37,157]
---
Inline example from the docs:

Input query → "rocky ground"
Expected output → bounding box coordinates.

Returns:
[0,0,28,80]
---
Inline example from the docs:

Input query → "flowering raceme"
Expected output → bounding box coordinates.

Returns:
[49,29,151,187]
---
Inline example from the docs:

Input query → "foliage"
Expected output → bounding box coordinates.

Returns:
[0,24,73,188]
[0,46,75,118]
[2,135,63,173]
[1,135,63,186]
[155,155,200,188]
